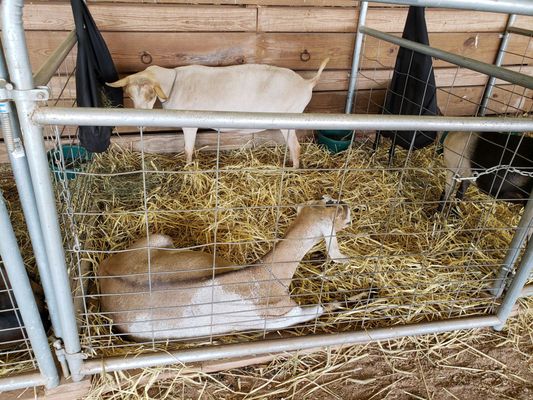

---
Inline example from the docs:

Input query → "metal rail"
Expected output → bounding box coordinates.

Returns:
[366,0,533,16]
[479,14,517,116]
[32,107,533,132]
[345,1,368,113]
[0,42,63,340]
[360,27,533,90]
[507,26,533,37]
[491,188,533,298]
[0,371,48,393]
[1,0,83,382]
[0,190,59,389]
[80,315,500,374]
[33,30,77,87]
[495,237,533,330]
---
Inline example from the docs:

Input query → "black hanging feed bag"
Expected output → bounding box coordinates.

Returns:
[70,0,123,152]
[377,6,438,154]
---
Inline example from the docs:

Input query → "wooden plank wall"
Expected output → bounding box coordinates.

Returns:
[1,0,532,160]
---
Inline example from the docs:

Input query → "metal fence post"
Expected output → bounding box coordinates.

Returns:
[0,44,63,339]
[345,1,368,114]
[1,0,84,381]
[491,189,533,297]
[494,234,533,331]
[0,189,59,389]
[478,14,517,116]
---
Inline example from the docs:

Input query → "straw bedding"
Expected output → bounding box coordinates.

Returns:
[0,136,531,394]
[59,137,527,356]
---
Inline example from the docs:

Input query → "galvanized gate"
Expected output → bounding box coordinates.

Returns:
[0,0,531,392]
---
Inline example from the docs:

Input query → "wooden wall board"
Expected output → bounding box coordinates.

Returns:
[23,3,257,32]
[258,7,508,33]
[306,85,533,115]
[26,31,533,74]
[22,3,519,34]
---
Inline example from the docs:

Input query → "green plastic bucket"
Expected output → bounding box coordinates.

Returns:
[316,130,354,153]
[47,145,92,180]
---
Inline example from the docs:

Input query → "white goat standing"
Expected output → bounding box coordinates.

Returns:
[98,197,350,341]
[107,59,330,168]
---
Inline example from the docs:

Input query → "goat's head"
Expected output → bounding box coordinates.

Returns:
[297,195,351,233]
[107,68,168,109]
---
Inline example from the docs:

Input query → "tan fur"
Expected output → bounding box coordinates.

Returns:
[441,131,479,202]
[107,59,330,168]
[99,197,350,341]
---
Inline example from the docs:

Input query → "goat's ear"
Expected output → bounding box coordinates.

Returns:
[296,205,304,215]
[153,84,168,101]
[106,77,130,88]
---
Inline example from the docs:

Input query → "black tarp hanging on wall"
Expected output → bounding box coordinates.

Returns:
[71,0,123,153]
[376,6,439,159]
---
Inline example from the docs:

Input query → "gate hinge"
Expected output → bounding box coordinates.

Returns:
[53,339,88,379]
[0,79,50,102]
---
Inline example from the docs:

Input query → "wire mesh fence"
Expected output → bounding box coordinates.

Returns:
[37,22,533,365]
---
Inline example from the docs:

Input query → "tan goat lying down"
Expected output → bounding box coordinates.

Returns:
[98,197,350,341]
[107,59,330,168]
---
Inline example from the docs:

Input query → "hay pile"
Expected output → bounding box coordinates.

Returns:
[61,137,527,357]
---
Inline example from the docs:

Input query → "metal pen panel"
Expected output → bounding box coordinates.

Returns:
[0,43,63,339]
[0,190,59,389]
[1,0,83,381]
[80,316,500,375]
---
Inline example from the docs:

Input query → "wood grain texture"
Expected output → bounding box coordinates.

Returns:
[26,30,532,74]
[258,7,508,33]
[306,85,533,115]
[23,3,257,32]
[23,3,520,34]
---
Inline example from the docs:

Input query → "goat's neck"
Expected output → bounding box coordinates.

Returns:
[257,219,325,283]
[152,67,176,100]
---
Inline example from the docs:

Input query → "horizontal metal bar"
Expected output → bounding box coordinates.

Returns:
[80,316,500,375]
[507,26,533,37]
[33,30,76,87]
[365,0,533,16]
[360,27,533,90]
[0,371,47,392]
[32,107,533,132]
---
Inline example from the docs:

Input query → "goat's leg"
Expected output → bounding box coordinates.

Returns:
[182,127,198,164]
[437,170,457,213]
[281,129,301,169]
[322,229,349,263]
[373,131,381,152]
[455,180,470,201]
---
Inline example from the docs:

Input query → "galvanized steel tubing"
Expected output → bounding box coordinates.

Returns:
[1,0,83,381]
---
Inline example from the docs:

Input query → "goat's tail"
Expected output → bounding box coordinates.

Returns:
[309,57,330,86]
